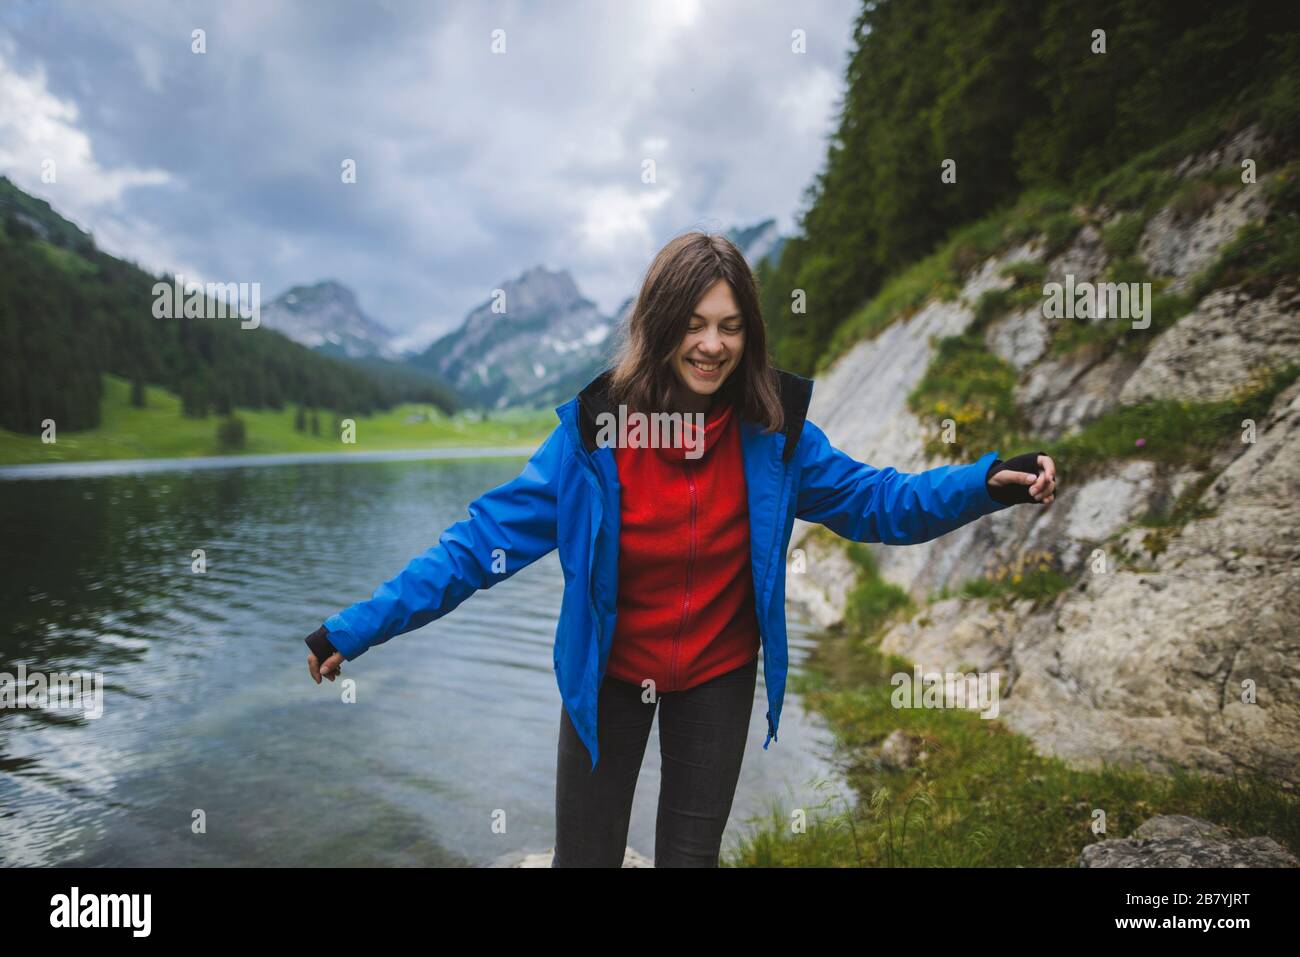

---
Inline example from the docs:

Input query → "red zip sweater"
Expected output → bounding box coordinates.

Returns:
[605,399,760,692]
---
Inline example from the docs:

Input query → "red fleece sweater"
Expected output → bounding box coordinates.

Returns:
[605,399,760,692]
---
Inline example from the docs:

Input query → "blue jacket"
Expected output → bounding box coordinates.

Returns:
[319,369,1018,770]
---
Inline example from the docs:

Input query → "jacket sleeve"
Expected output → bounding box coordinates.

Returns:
[320,423,566,659]
[793,419,1013,545]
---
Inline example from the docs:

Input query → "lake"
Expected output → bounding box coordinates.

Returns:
[0,450,842,866]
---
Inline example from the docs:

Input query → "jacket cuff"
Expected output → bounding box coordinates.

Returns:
[305,625,339,661]
[321,613,367,660]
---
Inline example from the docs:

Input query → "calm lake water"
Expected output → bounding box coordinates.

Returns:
[0,451,842,866]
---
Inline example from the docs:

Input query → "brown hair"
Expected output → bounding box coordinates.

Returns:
[607,231,784,432]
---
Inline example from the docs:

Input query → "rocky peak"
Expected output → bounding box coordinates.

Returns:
[259,280,395,359]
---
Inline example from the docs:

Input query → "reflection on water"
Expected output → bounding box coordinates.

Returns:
[0,454,841,866]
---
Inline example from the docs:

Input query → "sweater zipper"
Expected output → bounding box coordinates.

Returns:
[669,458,698,691]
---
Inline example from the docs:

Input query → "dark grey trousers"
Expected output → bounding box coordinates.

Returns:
[552,655,758,867]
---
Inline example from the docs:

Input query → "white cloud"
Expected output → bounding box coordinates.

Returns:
[0,49,175,272]
[0,51,170,206]
[0,0,859,332]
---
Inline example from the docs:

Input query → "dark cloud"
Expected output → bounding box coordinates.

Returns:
[0,0,856,350]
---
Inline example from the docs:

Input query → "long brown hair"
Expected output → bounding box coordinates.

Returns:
[607,231,784,433]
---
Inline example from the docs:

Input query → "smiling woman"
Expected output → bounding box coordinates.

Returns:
[305,229,1057,868]
[607,232,785,427]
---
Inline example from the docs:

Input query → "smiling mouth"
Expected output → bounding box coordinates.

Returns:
[686,358,725,373]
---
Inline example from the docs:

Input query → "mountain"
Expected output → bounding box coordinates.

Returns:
[408,265,616,409]
[0,176,453,434]
[407,219,786,409]
[260,280,396,359]
[727,218,786,270]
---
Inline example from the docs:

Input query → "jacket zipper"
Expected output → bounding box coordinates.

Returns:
[668,458,698,691]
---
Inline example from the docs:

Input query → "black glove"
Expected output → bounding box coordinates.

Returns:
[304,624,339,662]
[985,451,1049,505]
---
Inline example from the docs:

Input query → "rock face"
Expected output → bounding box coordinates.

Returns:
[1006,378,1300,783]
[788,125,1300,787]
[1119,284,1300,404]
[1139,183,1271,291]
[1078,815,1298,867]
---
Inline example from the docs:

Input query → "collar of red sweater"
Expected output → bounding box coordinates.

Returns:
[641,400,735,463]
[576,367,815,465]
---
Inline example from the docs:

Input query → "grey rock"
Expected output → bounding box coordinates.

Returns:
[1079,815,1297,867]
[1172,125,1274,180]
[986,304,1050,371]
[1132,814,1231,841]
[1139,184,1270,291]
[878,729,919,770]
[1120,284,1300,404]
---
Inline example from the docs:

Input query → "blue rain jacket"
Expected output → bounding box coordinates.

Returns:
[321,369,1015,770]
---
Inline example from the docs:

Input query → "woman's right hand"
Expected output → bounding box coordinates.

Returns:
[308,651,345,684]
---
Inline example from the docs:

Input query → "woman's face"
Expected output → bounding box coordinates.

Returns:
[669,279,745,406]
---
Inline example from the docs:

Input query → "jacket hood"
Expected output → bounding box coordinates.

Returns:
[575,367,814,463]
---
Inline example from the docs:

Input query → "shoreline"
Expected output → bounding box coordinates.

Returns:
[0,444,541,481]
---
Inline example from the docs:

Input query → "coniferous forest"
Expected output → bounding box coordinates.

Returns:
[0,177,454,435]
[761,0,1300,374]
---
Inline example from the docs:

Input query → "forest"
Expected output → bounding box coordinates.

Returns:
[0,176,454,435]
[760,0,1300,373]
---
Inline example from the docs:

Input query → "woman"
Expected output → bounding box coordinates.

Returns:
[303,231,1058,867]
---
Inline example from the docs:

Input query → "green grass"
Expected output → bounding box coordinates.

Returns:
[997,259,1046,287]
[1084,109,1232,212]
[1101,212,1145,259]
[1052,362,1300,482]
[925,549,1075,610]
[727,622,1299,867]
[842,542,915,638]
[822,188,1077,366]
[823,245,961,365]
[0,374,556,465]
[1048,275,1197,358]
[1191,217,1300,300]
[906,331,1033,463]
[959,561,1072,607]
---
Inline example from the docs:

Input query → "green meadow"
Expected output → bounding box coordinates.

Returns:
[0,374,556,465]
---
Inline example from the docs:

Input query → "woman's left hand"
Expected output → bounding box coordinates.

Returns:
[988,453,1057,504]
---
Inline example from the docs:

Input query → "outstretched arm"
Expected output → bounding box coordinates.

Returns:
[793,420,1053,545]
[307,423,566,665]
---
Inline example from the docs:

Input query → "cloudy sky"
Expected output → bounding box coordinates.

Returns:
[0,0,858,351]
